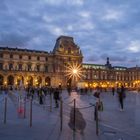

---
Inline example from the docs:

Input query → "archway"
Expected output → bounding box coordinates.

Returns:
[17,76,24,86]
[36,76,42,87]
[45,77,51,86]
[27,76,33,86]
[0,75,4,85]
[7,75,14,85]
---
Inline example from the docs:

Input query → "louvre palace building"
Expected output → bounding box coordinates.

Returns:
[0,36,140,89]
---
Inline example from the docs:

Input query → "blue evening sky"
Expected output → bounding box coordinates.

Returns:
[0,0,140,67]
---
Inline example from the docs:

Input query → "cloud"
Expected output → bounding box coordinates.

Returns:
[128,40,140,53]
[0,0,140,67]
[78,11,91,18]
[43,0,84,6]
[0,32,30,47]
[102,9,123,21]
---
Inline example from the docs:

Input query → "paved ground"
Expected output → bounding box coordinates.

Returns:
[0,89,140,140]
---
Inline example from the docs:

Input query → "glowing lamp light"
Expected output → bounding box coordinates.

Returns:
[73,69,77,74]
[65,62,83,81]
[85,84,88,87]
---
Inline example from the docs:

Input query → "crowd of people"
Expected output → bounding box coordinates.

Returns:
[0,84,128,111]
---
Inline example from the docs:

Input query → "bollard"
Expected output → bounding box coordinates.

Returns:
[95,102,99,135]
[4,97,7,124]
[60,99,63,131]
[29,99,32,127]
[73,99,76,131]
[50,93,52,112]
[23,97,26,118]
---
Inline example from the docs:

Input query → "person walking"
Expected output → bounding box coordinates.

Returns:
[117,85,126,111]
[53,88,60,108]
[112,87,115,96]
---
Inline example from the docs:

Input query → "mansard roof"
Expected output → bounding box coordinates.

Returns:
[53,35,78,53]
[0,46,48,54]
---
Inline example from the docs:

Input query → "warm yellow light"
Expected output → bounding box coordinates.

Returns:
[73,69,77,74]
[4,81,7,85]
[85,84,88,87]
[65,62,83,81]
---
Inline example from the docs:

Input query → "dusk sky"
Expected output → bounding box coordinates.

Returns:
[0,0,140,67]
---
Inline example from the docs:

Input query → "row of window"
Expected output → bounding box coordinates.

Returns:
[0,63,48,72]
[0,53,48,61]
[84,73,139,81]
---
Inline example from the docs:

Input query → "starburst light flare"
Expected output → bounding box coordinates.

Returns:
[65,62,83,81]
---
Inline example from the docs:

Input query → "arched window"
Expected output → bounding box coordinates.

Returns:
[18,64,22,71]
[36,65,40,72]
[9,63,13,70]
[28,64,32,71]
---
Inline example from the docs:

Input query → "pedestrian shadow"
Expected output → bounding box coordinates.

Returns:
[68,107,86,139]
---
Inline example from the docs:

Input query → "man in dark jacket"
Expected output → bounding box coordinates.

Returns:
[53,88,60,108]
[118,85,125,111]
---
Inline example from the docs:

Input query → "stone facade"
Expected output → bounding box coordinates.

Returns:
[81,58,140,89]
[0,36,140,89]
[0,36,83,88]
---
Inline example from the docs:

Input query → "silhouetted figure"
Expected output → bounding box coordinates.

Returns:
[112,87,115,96]
[39,90,43,105]
[53,88,60,108]
[117,86,126,111]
